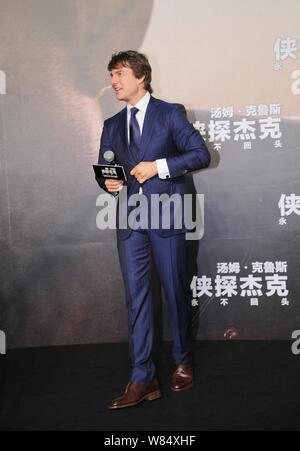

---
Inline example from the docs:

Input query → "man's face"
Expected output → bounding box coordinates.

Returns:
[110,65,145,104]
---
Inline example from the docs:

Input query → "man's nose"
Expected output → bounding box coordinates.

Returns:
[111,75,118,86]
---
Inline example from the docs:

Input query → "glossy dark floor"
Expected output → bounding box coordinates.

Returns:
[0,341,299,431]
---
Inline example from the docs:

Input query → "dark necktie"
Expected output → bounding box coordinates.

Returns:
[129,107,141,152]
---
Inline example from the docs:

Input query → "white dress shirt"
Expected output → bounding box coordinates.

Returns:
[127,92,170,191]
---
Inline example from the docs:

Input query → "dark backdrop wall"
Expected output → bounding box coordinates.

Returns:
[0,0,300,348]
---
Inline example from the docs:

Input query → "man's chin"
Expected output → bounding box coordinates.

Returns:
[115,91,127,102]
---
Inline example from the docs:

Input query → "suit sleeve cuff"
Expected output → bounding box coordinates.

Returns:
[156,159,170,179]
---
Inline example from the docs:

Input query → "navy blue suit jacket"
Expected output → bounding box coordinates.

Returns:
[97,95,210,240]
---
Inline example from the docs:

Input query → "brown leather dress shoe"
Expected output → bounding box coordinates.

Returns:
[170,364,193,392]
[109,380,162,410]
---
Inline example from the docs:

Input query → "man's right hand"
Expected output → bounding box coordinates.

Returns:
[104,179,124,193]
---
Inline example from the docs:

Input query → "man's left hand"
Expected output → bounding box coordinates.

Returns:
[130,161,158,184]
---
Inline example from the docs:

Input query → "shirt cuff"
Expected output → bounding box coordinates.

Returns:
[156,159,170,179]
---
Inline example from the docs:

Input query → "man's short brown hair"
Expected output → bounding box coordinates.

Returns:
[108,50,153,94]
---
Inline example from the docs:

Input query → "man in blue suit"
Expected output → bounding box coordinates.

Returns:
[97,51,210,410]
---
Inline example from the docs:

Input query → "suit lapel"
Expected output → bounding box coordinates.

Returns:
[139,96,159,162]
[117,107,128,150]
[114,96,160,195]
[116,96,160,163]
[116,107,137,192]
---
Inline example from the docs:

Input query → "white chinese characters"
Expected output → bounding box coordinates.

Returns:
[193,103,282,151]
[102,167,118,178]
[278,194,300,225]
[274,37,297,70]
[191,261,289,307]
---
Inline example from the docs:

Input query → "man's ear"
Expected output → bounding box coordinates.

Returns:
[137,75,146,87]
